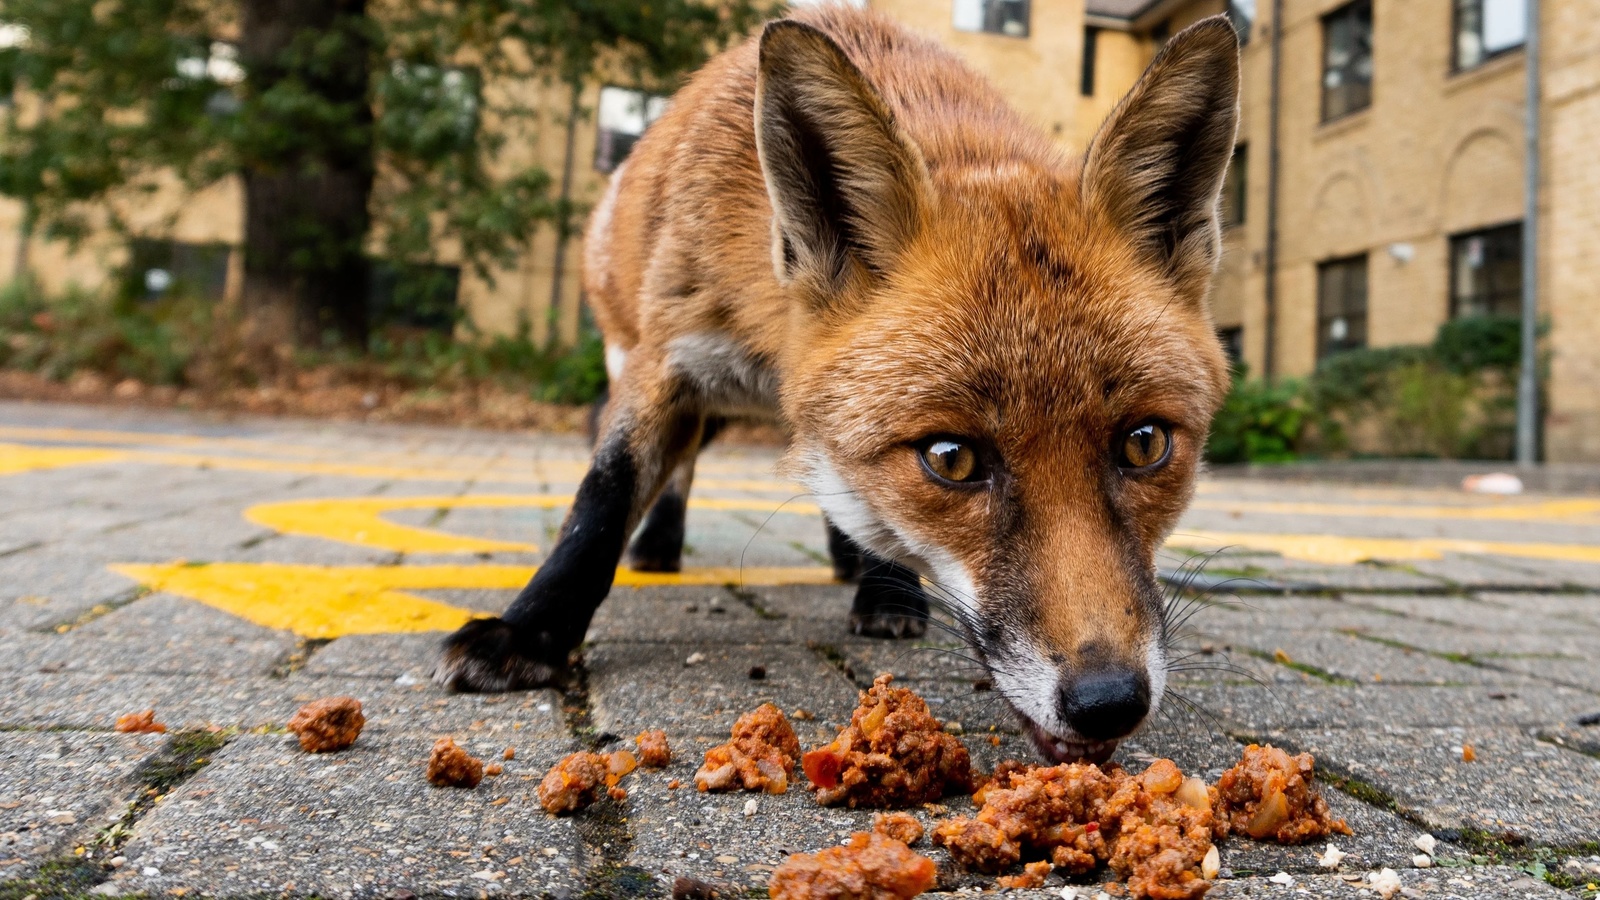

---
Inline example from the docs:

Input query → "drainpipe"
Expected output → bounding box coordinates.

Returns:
[1263,0,1285,382]
[547,79,582,348]
[1515,0,1540,466]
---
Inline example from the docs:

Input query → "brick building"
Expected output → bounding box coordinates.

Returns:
[2,0,1594,458]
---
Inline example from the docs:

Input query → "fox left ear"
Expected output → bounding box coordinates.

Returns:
[755,20,931,294]
[1081,16,1240,295]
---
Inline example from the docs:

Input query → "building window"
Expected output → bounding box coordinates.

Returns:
[1450,223,1521,318]
[1149,19,1171,47]
[1227,0,1256,43]
[368,262,461,333]
[1222,144,1248,228]
[1081,27,1099,96]
[1321,0,1373,122]
[953,0,1030,38]
[595,86,668,174]
[1316,255,1368,361]
[1218,327,1244,367]
[122,240,231,304]
[1453,0,1525,70]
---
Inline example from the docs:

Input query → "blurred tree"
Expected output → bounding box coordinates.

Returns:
[0,0,767,348]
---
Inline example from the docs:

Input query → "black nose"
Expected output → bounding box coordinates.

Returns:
[1059,670,1151,741]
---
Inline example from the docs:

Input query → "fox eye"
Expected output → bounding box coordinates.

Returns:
[1117,423,1172,472]
[919,438,985,485]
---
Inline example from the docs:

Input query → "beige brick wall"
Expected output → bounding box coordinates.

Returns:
[1541,0,1600,461]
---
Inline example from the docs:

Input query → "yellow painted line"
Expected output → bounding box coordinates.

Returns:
[1168,530,1600,567]
[112,561,838,638]
[244,494,823,553]
[1189,497,1600,523]
[0,442,126,475]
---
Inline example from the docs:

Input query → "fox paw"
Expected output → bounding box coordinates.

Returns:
[433,618,566,692]
[849,608,928,639]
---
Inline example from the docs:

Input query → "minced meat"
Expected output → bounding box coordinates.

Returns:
[695,703,801,794]
[801,674,972,807]
[1213,744,1351,844]
[769,831,937,899]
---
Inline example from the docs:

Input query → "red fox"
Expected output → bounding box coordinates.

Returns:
[437,5,1238,765]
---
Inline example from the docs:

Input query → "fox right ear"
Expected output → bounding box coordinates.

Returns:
[755,21,930,293]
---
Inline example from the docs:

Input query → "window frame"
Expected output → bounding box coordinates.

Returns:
[1315,254,1369,362]
[1448,221,1523,319]
[1081,26,1099,97]
[951,0,1031,39]
[1226,0,1255,44]
[593,84,669,174]
[1451,0,1526,72]
[1320,0,1374,124]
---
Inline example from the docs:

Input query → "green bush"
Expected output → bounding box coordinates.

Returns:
[0,280,198,385]
[1206,370,1308,464]
[1433,314,1521,373]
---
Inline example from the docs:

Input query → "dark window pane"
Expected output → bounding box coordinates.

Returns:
[1317,255,1368,360]
[369,261,461,333]
[1081,26,1098,96]
[123,239,230,304]
[954,0,1030,37]
[1218,327,1244,366]
[1223,144,1248,227]
[1322,0,1373,121]
[1450,222,1522,318]
[1227,0,1256,43]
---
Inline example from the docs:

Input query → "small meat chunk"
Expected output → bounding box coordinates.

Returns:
[1213,744,1351,844]
[873,811,924,846]
[801,674,972,807]
[286,696,365,753]
[427,738,484,789]
[114,709,167,734]
[538,749,638,814]
[769,831,937,900]
[695,703,801,794]
[636,729,672,767]
[996,860,1053,889]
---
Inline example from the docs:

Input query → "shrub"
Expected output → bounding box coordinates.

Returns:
[1206,370,1308,464]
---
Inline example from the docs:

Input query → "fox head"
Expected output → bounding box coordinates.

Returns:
[758,17,1239,762]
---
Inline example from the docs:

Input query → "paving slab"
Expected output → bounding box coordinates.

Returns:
[1476,591,1600,630]
[0,671,566,739]
[1343,593,1600,638]
[0,547,148,631]
[302,632,448,680]
[585,585,841,645]
[1000,865,1575,898]
[19,593,296,677]
[105,733,588,898]
[0,731,165,878]
[585,641,860,742]
[1265,725,1600,848]
[1202,626,1513,686]
[1178,682,1600,732]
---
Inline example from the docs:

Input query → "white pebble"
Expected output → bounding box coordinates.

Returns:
[1318,844,1348,868]
[1367,867,1403,899]
[744,798,759,817]
[685,652,706,666]
[142,866,161,877]
[1412,833,1437,855]
[1269,871,1295,886]
[1412,854,1433,868]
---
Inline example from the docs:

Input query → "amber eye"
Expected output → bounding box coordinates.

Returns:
[919,439,985,485]
[1118,423,1172,471]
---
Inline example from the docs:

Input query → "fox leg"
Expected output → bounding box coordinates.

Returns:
[825,518,864,582]
[435,394,705,691]
[849,553,929,639]
[624,416,724,572]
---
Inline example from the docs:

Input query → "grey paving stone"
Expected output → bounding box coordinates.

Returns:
[105,733,588,898]
[1203,626,1511,686]
[1484,655,1600,693]
[585,641,860,742]
[302,632,447,680]
[21,594,296,677]
[1344,593,1600,638]
[835,634,990,684]
[0,731,165,877]
[1403,553,1571,590]
[585,585,841,645]
[1177,681,1600,732]
[1476,591,1600,630]
[0,547,146,631]
[1264,726,1600,847]
[0,671,566,739]
[1539,722,1600,759]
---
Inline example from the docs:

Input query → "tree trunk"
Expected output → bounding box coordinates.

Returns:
[237,0,374,350]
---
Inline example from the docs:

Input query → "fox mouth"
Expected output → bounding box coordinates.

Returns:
[1016,711,1120,765]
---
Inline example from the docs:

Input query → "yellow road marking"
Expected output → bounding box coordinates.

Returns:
[1170,530,1600,566]
[244,494,823,553]
[1189,497,1600,523]
[0,442,126,475]
[112,562,838,638]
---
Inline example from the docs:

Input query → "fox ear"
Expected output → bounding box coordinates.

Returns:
[755,20,930,291]
[1081,16,1240,294]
